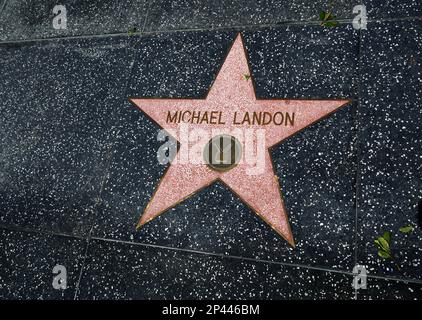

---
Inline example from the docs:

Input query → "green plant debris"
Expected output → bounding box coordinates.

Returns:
[319,1,339,27]
[319,11,338,27]
[374,231,401,270]
[128,27,137,36]
[399,225,415,233]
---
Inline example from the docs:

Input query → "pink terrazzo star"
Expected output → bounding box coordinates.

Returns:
[130,33,350,247]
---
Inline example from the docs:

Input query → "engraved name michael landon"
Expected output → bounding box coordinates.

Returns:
[166,110,295,126]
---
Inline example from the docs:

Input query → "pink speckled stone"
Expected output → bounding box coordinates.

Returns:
[130,34,349,246]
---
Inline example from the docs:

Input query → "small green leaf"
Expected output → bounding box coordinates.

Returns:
[243,74,251,81]
[324,12,332,21]
[399,225,414,233]
[374,238,383,250]
[319,9,338,27]
[378,250,392,259]
[128,27,137,36]
[382,231,391,244]
[377,237,390,252]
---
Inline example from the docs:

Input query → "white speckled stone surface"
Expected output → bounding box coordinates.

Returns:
[0,0,149,41]
[0,0,421,300]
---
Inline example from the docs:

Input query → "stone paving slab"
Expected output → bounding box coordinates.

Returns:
[365,0,422,20]
[145,0,422,28]
[357,20,422,282]
[0,227,86,299]
[359,276,422,299]
[144,0,355,32]
[90,27,358,272]
[0,36,137,236]
[0,0,149,41]
[76,238,355,299]
[1,228,420,300]
[0,1,421,42]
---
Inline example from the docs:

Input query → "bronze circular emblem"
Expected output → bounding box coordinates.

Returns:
[204,134,242,172]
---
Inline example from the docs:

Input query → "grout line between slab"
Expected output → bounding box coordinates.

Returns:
[0,0,7,16]
[0,16,421,45]
[0,223,86,241]
[73,234,91,300]
[89,235,422,286]
[71,38,144,299]
[71,161,114,300]
[141,0,154,33]
[91,235,356,276]
[354,25,363,300]
[1,224,421,290]
[72,159,114,299]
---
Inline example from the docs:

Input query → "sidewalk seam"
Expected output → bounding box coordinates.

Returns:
[0,16,421,45]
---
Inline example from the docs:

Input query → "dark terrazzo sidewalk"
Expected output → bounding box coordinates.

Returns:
[0,0,421,300]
